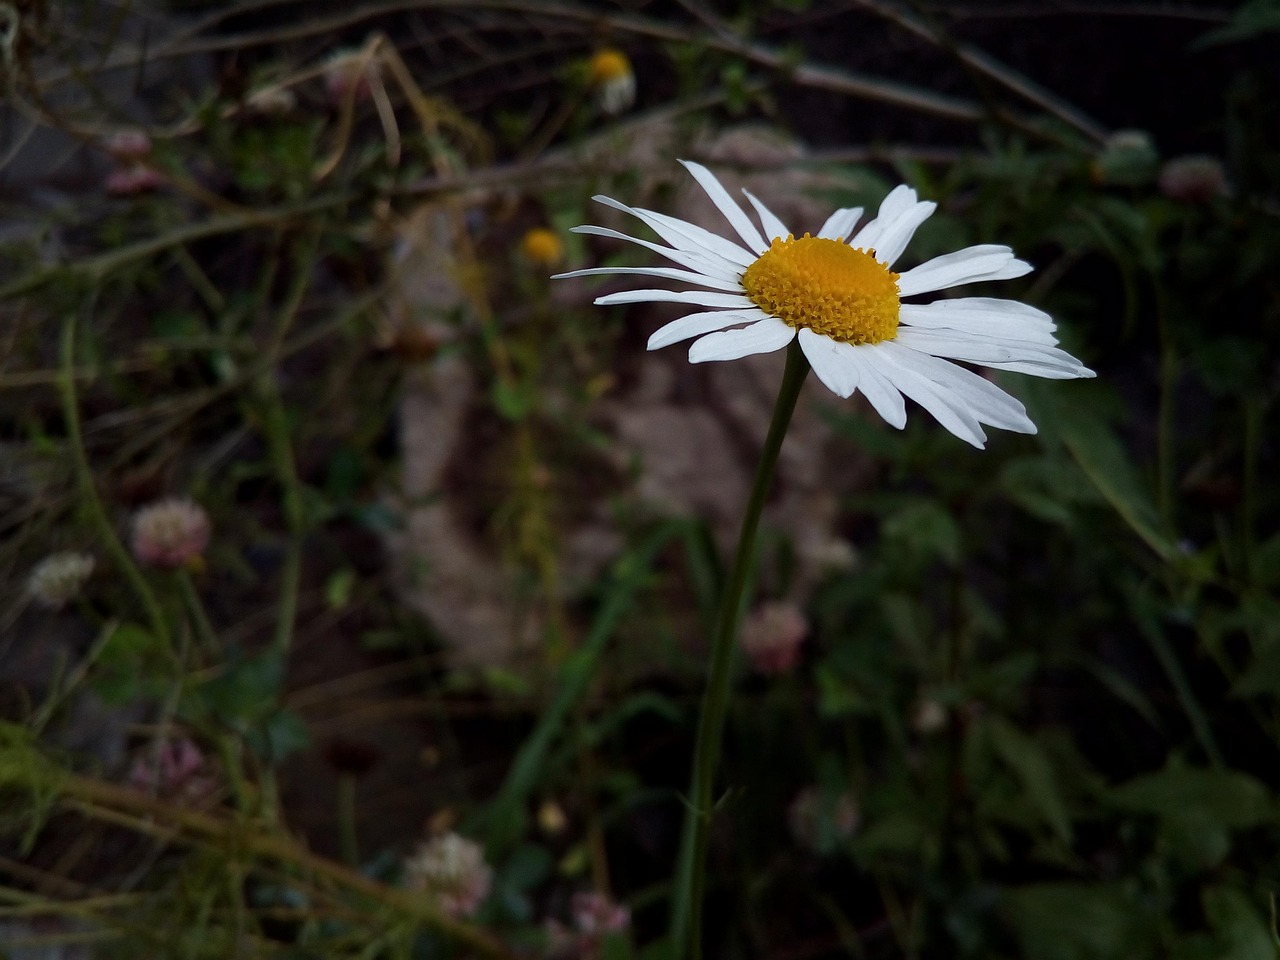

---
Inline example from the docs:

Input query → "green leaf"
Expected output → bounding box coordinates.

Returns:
[245,708,310,764]
[1023,380,1178,562]
[325,568,357,609]
[1194,0,1280,47]
[985,716,1073,843]
[881,499,961,566]
[492,380,535,421]
[1110,765,1272,829]
[1202,887,1276,960]
[1001,883,1158,960]
[814,663,872,717]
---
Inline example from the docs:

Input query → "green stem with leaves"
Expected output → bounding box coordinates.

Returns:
[670,339,810,960]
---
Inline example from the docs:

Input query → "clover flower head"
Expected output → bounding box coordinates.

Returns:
[788,786,859,854]
[557,160,1095,448]
[588,48,635,115]
[130,497,211,570]
[911,697,948,735]
[103,130,152,161]
[547,891,631,959]
[738,601,807,675]
[1158,155,1229,204]
[106,165,167,195]
[129,738,215,800]
[27,551,95,609]
[404,832,493,918]
[571,891,630,937]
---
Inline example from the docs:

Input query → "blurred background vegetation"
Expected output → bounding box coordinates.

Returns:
[1,1,1278,958]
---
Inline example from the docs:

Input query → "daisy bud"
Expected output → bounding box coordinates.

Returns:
[403,832,493,918]
[130,497,211,570]
[520,227,565,266]
[1158,155,1229,204]
[587,48,636,115]
[538,798,569,835]
[738,601,807,675]
[26,551,95,609]
[1092,129,1158,186]
[788,786,859,854]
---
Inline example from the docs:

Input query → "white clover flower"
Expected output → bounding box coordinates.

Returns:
[557,161,1095,448]
[738,601,807,675]
[130,497,211,570]
[26,552,95,609]
[403,832,492,919]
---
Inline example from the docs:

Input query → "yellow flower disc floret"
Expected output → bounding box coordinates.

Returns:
[588,49,632,84]
[741,234,901,345]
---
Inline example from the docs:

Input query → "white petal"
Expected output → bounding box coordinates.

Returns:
[596,289,754,308]
[553,265,744,292]
[875,341,1035,433]
[900,299,1057,344]
[798,329,859,398]
[893,328,1093,378]
[592,195,756,269]
[849,185,919,251]
[679,160,768,253]
[571,225,743,284]
[897,245,1033,297]
[688,316,795,363]
[869,200,936,267]
[741,189,790,244]
[818,206,863,241]
[647,309,770,350]
[844,348,907,429]
[867,344,989,448]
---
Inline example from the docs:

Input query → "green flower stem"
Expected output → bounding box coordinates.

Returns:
[175,569,220,658]
[59,313,170,648]
[671,338,810,960]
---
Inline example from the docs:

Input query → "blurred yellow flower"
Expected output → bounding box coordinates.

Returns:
[587,48,635,115]
[521,227,565,265]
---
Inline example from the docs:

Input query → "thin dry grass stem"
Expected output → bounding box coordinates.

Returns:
[854,0,1109,142]
[56,774,517,959]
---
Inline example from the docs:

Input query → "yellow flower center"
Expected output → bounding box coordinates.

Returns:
[741,234,901,345]
[588,49,632,84]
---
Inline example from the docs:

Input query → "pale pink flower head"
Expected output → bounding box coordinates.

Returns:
[1158,155,1230,204]
[324,49,378,104]
[26,551,95,609]
[106,165,167,195]
[788,786,859,854]
[738,601,807,674]
[128,738,216,801]
[911,697,948,735]
[403,833,493,919]
[571,891,630,937]
[547,891,630,958]
[103,129,152,161]
[130,497,211,570]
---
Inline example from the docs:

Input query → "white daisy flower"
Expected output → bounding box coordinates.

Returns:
[556,161,1095,448]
